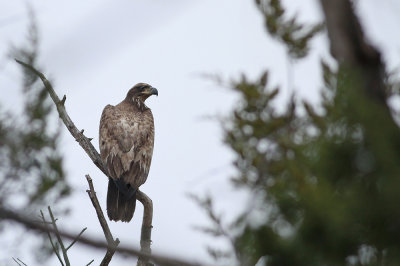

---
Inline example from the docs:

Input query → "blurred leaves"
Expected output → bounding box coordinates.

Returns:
[189,193,238,263]
[255,0,324,59]
[221,56,400,265]
[193,2,400,265]
[0,9,71,264]
[0,9,70,215]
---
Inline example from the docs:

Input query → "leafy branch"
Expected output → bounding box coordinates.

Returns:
[255,0,324,59]
[189,194,239,263]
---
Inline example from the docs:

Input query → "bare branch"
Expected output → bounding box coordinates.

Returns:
[66,227,87,251]
[12,257,27,266]
[136,191,154,266]
[13,60,198,266]
[85,175,116,245]
[40,210,64,266]
[15,59,107,175]
[85,174,120,266]
[14,59,157,264]
[17,258,27,266]
[47,206,70,266]
[12,257,21,266]
[100,249,115,266]
[0,207,201,266]
[189,194,238,261]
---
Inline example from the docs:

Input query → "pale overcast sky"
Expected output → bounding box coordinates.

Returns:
[1,1,400,265]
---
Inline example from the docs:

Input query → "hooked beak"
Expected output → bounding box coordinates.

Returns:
[150,87,158,96]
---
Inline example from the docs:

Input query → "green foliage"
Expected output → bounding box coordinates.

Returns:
[190,193,237,263]
[0,10,71,264]
[224,59,400,264]
[0,10,70,213]
[197,2,400,266]
[255,0,324,59]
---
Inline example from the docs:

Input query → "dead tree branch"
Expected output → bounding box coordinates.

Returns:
[40,210,64,266]
[136,191,154,266]
[40,207,87,266]
[0,207,201,266]
[14,59,159,265]
[86,174,120,266]
[66,227,87,251]
[47,206,71,266]
[12,257,27,266]
[14,59,106,174]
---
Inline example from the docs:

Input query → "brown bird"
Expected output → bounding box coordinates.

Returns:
[99,83,158,222]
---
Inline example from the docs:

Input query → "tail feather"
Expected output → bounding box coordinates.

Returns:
[107,179,136,222]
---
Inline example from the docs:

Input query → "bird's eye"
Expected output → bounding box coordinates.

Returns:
[139,86,147,91]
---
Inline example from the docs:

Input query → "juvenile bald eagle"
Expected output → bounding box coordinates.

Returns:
[99,83,158,222]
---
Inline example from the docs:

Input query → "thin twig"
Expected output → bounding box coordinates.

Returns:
[189,193,239,261]
[17,258,27,266]
[0,207,201,266]
[12,257,20,266]
[66,227,87,251]
[85,175,115,244]
[40,210,64,266]
[86,259,94,266]
[85,174,120,266]
[12,257,25,266]
[47,206,70,266]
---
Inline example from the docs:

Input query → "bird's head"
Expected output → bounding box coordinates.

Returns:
[126,83,158,103]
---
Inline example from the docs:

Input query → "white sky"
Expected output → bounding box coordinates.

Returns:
[1,0,400,265]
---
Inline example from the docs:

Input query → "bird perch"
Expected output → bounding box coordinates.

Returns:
[14,59,155,265]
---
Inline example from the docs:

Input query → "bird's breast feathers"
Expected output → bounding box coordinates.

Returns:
[99,104,154,188]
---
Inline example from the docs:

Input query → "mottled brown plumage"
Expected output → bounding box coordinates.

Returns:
[99,83,158,222]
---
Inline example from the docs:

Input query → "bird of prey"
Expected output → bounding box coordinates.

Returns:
[99,83,158,222]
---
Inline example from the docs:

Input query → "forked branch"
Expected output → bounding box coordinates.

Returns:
[40,207,87,266]
[86,174,120,266]
[15,59,155,264]
[0,207,200,266]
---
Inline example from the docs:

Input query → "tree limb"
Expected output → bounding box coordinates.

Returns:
[0,207,201,266]
[40,210,64,266]
[15,59,155,264]
[136,191,153,266]
[85,175,116,245]
[318,0,387,105]
[15,59,107,175]
[47,206,71,266]
[85,174,120,266]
